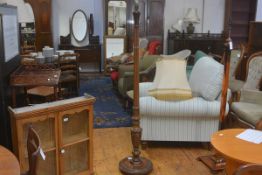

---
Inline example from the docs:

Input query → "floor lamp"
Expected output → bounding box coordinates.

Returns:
[198,29,233,172]
[119,1,153,175]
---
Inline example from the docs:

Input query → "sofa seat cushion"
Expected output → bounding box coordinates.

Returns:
[231,102,262,125]
[140,96,228,118]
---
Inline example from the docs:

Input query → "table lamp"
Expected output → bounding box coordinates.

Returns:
[183,8,200,34]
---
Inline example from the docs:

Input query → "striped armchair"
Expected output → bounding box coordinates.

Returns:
[139,57,230,142]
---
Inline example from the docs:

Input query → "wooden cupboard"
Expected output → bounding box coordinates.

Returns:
[9,96,95,175]
[224,0,257,46]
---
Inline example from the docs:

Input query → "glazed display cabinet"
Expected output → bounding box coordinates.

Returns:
[9,96,95,175]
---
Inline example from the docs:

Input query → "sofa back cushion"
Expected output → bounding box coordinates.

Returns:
[189,56,224,101]
[194,50,207,64]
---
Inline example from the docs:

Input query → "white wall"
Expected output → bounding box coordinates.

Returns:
[256,0,262,21]
[164,0,225,53]
[3,0,229,54]
[0,0,34,22]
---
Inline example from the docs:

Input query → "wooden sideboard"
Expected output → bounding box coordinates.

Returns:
[167,31,224,55]
[9,96,95,175]
[59,44,101,72]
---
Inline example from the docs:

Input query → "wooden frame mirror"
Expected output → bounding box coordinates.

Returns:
[71,9,88,42]
[105,0,127,36]
[103,35,126,72]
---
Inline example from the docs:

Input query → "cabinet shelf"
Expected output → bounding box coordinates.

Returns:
[232,9,250,13]
[63,135,89,148]
[44,147,56,153]
[232,21,249,26]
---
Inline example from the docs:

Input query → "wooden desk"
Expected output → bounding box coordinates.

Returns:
[10,65,61,107]
[211,129,262,175]
[0,145,20,175]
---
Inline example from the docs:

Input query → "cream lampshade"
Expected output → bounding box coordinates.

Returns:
[149,58,192,101]
[172,19,183,33]
[183,8,200,34]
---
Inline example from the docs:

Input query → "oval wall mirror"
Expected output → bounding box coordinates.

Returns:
[71,10,88,42]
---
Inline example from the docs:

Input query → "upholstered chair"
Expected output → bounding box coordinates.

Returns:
[228,44,246,100]
[227,52,262,130]
[117,55,160,97]
[139,56,230,142]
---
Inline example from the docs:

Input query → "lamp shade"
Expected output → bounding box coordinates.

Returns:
[183,8,200,23]
[149,59,192,101]
[172,19,183,33]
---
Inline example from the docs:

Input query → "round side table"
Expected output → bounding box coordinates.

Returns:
[0,145,20,175]
[211,129,262,175]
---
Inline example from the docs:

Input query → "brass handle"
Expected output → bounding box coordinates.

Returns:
[61,149,65,154]
[63,117,69,122]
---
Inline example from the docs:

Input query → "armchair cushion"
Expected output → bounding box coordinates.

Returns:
[140,96,228,118]
[189,57,224,101]
[231,102,262,125]
[240,89,262,105]
[243,55,262,90]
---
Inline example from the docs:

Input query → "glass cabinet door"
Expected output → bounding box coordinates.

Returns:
[22,115,57,175]
[59,108,91,174]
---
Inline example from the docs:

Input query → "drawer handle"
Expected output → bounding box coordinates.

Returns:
[61,149,65,154]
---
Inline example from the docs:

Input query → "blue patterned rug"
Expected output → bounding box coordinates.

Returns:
[80,76,132,128]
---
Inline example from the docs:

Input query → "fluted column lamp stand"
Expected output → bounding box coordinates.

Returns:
[119,2,153,175]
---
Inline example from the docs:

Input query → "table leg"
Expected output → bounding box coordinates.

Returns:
[225,158,259,175]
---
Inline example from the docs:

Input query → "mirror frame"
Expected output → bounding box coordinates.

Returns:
[105,0,127,36]
[104,35,126,72]
[71,9,88,42]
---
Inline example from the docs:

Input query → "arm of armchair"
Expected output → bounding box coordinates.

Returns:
[123,64,156,81]
[240,89,262,105]
[139,82,153,97]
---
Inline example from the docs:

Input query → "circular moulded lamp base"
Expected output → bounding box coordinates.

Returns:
[119,157,153,175]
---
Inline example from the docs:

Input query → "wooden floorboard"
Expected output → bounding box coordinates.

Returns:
[93,127,224,175]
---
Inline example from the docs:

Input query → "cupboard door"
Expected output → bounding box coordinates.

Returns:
[20,115,58,174]
[147,0,164,37]
[61,141,89,175]
[58,107,92,174]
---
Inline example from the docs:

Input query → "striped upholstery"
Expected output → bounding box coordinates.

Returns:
[139,82,229,142]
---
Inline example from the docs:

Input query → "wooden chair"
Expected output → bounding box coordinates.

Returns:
[26,64,62,104]
[21,126,41,175]
[234,164,262,175]
[58,53,80,97]
[26,86,63,104]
